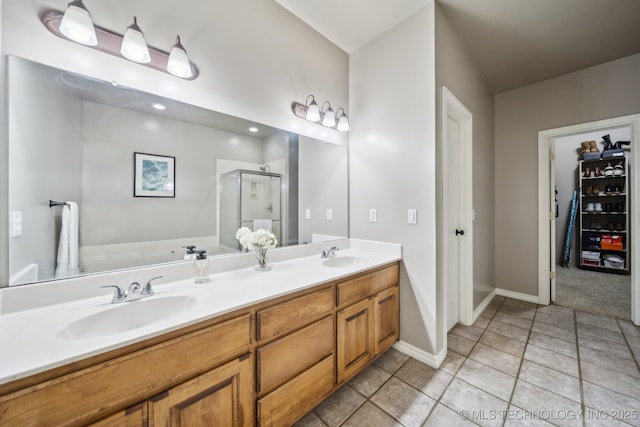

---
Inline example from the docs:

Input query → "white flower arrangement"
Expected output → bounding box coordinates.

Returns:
[235,227,278,251]
[236,227,278,271]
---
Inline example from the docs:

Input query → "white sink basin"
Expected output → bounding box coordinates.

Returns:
[322,256,362,268]
[57,295,196,341]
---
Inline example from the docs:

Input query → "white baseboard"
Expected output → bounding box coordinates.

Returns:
[393,340,447,369]
[495,288,540,304]
[473,289,497,322]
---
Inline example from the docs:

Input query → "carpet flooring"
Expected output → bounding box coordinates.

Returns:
[555,265,631,320]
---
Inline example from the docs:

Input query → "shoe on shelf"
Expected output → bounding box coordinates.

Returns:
[585,202,595,212]
[592,185,600,195]
[615,223,625,231]
[595,166,602,176]
[602,134,613,151]
[615,202,624,212]
[593,222,602,230]
[614,162,624,176]
[580,141,590,154]
[584,167,591,178]
[604,163,614,176]
[594,203,603,212]
[588,140,599,152]
[604,202,612,212]
[584,185,593,196]
[605,184,613,194]
[614,184,622,194]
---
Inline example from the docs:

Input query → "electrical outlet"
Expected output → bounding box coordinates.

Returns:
[11,211,22,238]
[326,208,333,221]
[369,209,377,223]
[305,209,311,220]
[408,209,417,224]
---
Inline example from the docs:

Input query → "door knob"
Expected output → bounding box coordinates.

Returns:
[455,229,465,236]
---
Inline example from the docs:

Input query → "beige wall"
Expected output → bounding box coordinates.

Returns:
[350,6,439,355]
[435,4,496,310]
[495,53,640,296]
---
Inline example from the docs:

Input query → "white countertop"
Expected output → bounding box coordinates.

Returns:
[0,240,400,386]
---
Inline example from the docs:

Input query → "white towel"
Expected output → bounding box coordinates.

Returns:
[253,219,272,232]
[55,202,79,278]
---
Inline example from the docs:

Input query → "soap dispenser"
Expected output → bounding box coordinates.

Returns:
[183,245,197,260]
[194,250,209,283]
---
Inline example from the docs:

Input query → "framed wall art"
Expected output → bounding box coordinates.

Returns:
[133,152,175,198]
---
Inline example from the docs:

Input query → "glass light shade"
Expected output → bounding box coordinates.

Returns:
[306,97,321,122]
[337,113,350,132]
[322,105,336,128]
[167,36,193,78]
[120,17,151,63]
[59,0,98,46]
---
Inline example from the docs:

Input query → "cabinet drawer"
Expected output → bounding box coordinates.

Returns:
[257,287,334,342]
[0,314,251,426]
[257,315,334,395]
[336,263,399,308]
[258,355,334,427]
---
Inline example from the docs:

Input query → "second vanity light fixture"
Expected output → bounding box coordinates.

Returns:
[41,0,198,80]
[291,95,350,132]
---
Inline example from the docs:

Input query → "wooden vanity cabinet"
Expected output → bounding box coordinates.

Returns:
[255,286,336,426]
[0,313,252,427]
[0,262,400,427]
[148,353,253,427]
[336,264,399,384]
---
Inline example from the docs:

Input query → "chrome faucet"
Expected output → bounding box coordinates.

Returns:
[321,247,339,259]
[102,276,163,303]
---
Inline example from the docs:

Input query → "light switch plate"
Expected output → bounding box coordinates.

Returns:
[326,208,333,221]
[11,211,22,238]
[369,209,377,223]
[408,209,417,224]
[305,209,311,220]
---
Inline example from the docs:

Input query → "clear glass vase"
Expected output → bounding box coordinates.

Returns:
[253,248,273,271]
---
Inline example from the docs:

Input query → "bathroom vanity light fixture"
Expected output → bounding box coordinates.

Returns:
[336,108,350,132]
[41,3,199,80]
[291,95,349,132]
[120,17,150,63]
[321,101,336,128]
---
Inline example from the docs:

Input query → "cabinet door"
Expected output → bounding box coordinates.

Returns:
[337,298,373,383]
[88,402,146,427]
[374,286,399,355]
[148,354,253,427]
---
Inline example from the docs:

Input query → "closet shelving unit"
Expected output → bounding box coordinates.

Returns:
[579,156,630,274]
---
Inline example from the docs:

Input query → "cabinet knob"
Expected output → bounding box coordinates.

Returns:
[455,229,465,236]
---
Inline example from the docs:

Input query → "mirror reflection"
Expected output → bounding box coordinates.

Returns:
[7,56,348,287]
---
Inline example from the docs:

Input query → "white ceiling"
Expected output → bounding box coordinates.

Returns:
[275,0,640,93]
[274,0,430,54]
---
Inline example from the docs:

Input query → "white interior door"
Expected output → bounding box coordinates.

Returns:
[550,143,556,301]
[446,116,462,331]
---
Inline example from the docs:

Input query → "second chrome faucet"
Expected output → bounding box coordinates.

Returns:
[321,247,339,259]
[102,276,163,303]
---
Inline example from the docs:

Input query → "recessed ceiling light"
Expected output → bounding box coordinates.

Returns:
[151,103,166,110]
[248,126,259,133]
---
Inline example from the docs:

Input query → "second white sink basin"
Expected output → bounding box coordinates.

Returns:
[57,295,197,341]
[322,256,362,268]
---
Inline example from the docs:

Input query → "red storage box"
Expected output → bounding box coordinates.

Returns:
[601,234,623,250]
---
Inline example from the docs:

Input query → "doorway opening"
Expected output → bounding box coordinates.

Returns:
[553,128,631,319]
[538,114,640,324]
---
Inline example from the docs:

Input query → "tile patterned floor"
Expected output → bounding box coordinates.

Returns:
[294,296,640,427]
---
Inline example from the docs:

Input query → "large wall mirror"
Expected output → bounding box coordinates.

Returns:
[6,56,348,287]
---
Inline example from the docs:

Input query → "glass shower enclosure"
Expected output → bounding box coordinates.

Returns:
[220,169,282,250]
